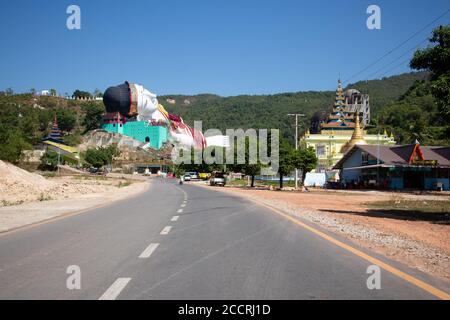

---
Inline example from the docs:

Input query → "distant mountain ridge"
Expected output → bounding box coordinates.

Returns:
[160,72,429,141]
[0,72,432,152]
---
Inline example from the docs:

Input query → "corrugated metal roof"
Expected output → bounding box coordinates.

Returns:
[43,140,78,154]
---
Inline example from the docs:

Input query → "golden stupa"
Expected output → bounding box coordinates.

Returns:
[341,113,366,154]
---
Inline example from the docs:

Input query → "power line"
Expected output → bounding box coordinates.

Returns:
[365,37,429,80]
[344,9,450,83]
[380,57,413,78]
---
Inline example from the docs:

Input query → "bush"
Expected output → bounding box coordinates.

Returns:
[0,131,31,164]
[40,150,59,170]
[84,148,109,168]
[84,144,120,168]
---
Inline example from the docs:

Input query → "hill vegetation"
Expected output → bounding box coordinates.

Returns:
[160,71,430,142]
[0,94,103,163]
[0,70,446,165]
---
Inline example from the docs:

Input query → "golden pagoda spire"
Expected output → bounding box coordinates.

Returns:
[340,113,366,154]
[350,113,366,143]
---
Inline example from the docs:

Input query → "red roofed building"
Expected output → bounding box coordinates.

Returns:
[333,143,450,190]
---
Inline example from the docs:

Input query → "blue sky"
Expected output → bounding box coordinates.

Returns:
[0,0,448,96]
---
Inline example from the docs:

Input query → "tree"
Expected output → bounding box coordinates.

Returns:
[40,150,59,170]
[84,144,121,168]
[82,103,104,132]
[277,138,295,189]
[84,148,109,168]
[244,164,261,187]
[375,80,447,145]
[93,89,103,98]
[73,90,92,99]
[50,89,57,97]
[55,108,76,133]
[410,26,450,122]
[19,108,40,144]
[104,144,121,166]
[227,137,264,187]
[292,147,318,186]
[0,131,31,164]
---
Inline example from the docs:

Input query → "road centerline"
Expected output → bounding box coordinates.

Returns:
[171,216,179,222]
[160,226,172,235]
[139,243,160,259]
[99,278,131,300]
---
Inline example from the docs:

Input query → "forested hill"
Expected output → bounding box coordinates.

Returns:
[347,71,428,113]
[0,71,437,165]
[161,72,428,141]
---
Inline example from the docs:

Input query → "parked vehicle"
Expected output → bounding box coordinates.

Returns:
[198,172,211,180]
[184,174,191,181]
[209,171,226,186]
[185,172,198,180]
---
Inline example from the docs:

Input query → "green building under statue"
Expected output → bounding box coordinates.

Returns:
[101,112,168,150]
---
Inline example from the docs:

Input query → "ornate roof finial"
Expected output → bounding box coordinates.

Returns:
[349,113,366,145]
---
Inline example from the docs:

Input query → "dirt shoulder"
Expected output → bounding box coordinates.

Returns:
[0,176,150,233]
[195,183,450,282]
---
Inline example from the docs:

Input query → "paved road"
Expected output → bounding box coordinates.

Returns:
[0,179,448,300]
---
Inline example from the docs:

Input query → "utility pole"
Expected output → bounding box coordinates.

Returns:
[287,113,305,189]
[377,131,380,188]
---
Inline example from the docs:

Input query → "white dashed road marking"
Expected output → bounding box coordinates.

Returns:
[99,278,131,300]
[160,226,172,235]
[171,216,179,222]
[177,209,183,213]
[139,243,160,259]
[181,204,186,208]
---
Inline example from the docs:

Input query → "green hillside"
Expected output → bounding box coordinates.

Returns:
[374,79,449,145]
[160,72,429,142]
[0,71,442,164]
[347,72,428,114]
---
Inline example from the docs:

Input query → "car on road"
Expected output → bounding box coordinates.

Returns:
[209,171,226,186]
[184,174,191,181]
[198,172,211,180]
[185,172,198,180]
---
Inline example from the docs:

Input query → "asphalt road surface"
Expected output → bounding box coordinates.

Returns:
[0,179,448,300]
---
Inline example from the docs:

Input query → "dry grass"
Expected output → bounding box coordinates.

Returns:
[369,198,450,214]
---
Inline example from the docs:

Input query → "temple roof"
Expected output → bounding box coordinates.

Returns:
[322,121,356,128]
[321,79,361,132]
[334,144,450,169]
